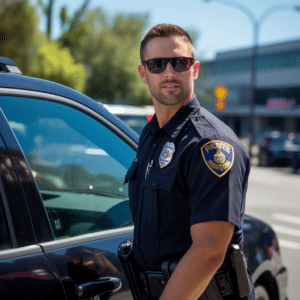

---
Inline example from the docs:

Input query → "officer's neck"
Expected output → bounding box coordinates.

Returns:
[153,96,191,128]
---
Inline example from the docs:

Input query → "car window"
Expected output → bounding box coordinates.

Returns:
[0,96,135,239]
[117,114,149,135]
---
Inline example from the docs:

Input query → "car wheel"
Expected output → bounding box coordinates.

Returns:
[255,284,270,300]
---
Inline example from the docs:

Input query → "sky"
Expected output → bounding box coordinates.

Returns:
[30,0,300,60]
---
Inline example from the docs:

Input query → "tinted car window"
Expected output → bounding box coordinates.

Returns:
[0,96,135,239]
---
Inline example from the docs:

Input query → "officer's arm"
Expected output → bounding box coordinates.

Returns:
[159,221,234,300]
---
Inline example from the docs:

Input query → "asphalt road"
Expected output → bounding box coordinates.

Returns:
[246,166,300,300]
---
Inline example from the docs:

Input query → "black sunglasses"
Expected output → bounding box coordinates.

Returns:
[143,57,195,74]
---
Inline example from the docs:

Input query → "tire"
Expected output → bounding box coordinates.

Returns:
[254,284,270,300]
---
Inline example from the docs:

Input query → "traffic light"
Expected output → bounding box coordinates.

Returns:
[214,84,228,111]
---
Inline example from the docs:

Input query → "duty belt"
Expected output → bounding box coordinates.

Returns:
[140,269,225,300]
[118,239,251,300]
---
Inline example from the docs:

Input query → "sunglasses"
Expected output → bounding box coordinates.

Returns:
[143,57,195,74]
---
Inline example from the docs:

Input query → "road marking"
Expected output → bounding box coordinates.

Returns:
[277,239,300,250]
[272,213,300,225]
[271,224,300,238]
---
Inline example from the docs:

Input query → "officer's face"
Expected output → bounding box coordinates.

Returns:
[138,36,199,107]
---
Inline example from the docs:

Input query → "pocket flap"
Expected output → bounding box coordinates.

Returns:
[124,160,139,184]
[150,169,177,192]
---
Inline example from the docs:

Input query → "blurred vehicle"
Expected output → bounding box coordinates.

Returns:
[256,131,300,167]
[291,134,300,173]
[0,57,288,300]
[104,104,154,135]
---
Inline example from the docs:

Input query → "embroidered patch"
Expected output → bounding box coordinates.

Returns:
[159,142,175,168]
[200,140,234,177]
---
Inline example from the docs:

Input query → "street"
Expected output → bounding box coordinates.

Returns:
[246,166,300,300]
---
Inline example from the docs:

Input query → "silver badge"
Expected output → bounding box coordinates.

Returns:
[159,142,175,168]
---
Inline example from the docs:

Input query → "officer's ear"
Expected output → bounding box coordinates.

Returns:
[138,64,148,84]
[192,61,200,81]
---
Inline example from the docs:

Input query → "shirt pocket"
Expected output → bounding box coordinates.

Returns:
[124,160,139,215]
[147,169,178,226]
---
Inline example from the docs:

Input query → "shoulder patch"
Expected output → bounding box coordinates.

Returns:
[200,140,234,177]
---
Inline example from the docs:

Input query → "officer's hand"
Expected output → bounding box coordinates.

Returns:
[136,293,150,300]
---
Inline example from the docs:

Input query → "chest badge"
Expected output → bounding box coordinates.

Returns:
[159,142,175,168]
[201,140,234,177]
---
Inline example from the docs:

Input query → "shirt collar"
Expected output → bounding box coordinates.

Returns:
[145,95,201,141]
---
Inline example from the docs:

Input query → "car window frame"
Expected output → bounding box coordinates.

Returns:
[0,87,138,245]
[0,109,38,248]
[0,176,17,249]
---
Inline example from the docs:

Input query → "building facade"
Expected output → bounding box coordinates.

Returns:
[197,39,300,140]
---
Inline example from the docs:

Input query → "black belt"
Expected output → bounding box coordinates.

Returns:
[139,271,166,299]
[139,269,226,300]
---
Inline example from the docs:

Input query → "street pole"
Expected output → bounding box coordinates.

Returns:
[203,0,300,155]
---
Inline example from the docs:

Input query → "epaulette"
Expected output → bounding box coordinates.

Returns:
[190,115,218,140]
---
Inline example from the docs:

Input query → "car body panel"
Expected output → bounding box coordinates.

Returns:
[0,245,66,300]
[40,229,133,300]
[242,215,288,299]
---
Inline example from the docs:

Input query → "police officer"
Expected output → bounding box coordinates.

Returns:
[125,23,255,300]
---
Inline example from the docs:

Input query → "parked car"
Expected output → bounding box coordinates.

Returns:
[256,130,300,167]
[291,134,300,173]
[0,57,288,300]
[104,104,154,135]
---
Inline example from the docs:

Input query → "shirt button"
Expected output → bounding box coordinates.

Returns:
[152,143,156,147]
[152,182,156,186]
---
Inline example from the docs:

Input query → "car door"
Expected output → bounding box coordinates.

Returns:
[0,109,67,300]
[0,91,136,299]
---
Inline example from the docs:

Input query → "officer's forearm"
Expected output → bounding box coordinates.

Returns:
[159,221,234,300]
[159,244,224,300]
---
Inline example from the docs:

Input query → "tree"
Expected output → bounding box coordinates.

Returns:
[68,10,151,104]
[0,0,40,75]
[37,0,90,40]
[0,0,87,92]
[37,0,54,37]
[32,38,87,93]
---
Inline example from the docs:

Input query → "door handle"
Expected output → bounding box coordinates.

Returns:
[76,277,122,299]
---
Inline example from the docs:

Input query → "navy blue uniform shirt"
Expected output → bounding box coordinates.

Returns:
[125,95,250,272]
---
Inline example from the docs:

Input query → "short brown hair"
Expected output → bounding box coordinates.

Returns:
[140,23,195,62]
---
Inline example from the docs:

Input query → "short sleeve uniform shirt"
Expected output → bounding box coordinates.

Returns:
[125,96,250,272]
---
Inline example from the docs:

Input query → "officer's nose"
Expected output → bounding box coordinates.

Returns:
[164,62,175,79]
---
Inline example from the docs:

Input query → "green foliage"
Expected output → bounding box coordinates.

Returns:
[0,0,40,75]
[0,0,87,92]
[68,9,152,105]
[32,38,87,92]
[59,0,91,48]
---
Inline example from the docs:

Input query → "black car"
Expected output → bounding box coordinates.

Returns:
[0,57,288,300]
[256,131,299,167]
[290,134,300,173]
